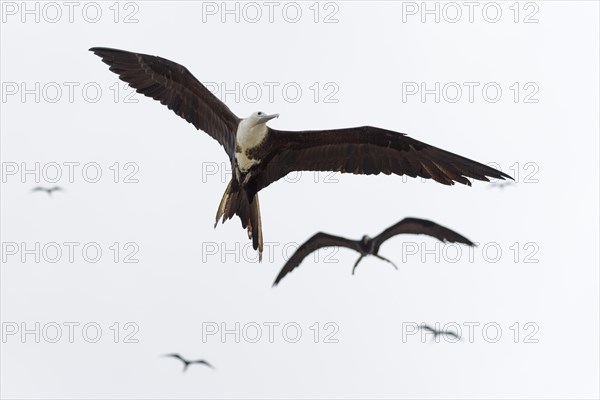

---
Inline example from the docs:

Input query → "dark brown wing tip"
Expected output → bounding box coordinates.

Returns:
[440,229,475,246]
[457,169,513,186]
[272,231,331,287]
[89,47,113,57]
[495,169,514,181]
[465,169,513,185]
[272,270,288,287]
[89,47,139,63]
[399,217,475,246]
[454,235,475,247]
[483,164,514,182]
[89,47,127,55]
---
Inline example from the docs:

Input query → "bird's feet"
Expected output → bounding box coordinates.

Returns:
[351,255,364,275]
[375,254,398,270]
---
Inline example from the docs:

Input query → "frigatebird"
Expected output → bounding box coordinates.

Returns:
[272,217,474,286]
[419,324,461,341]
[31,186,63,196]
[90,47,512,260]
[163,353,215,372]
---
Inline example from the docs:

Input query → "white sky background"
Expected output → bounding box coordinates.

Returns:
[1,1,599,398]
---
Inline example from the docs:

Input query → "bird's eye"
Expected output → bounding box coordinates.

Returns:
[258,112,263,116]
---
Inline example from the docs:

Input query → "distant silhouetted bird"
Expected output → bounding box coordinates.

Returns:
[488,181,515,190]
[419,324,461,341]
[31,186,63,196]
[273,217,474,286]
[163,353,215,372]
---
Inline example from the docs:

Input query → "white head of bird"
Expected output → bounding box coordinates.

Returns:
[249,111,279,125]
[236,111,278,148]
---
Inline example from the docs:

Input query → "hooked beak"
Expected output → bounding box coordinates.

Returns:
[260,113,279,123]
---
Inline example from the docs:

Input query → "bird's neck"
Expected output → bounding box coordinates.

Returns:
[236,120,268,151]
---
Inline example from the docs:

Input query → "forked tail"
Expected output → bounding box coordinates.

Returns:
[214,180,263,261]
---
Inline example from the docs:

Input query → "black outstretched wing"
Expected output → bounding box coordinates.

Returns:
[444,331,461,340]
[248,126,512,196]
[90,47,240,159]
[419,324,436,333]
[372,217,474,254]
[273,232,362,286]
[191,360,215,369]
[163,353,186,363]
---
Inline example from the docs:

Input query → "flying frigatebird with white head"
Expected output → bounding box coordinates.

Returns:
[90,47,512,260]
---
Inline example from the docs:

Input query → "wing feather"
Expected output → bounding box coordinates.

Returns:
[273,232,362,286]
[372,217,474,253]
[248,126,511,195]
[191,360,215,369]
[90,47,239,158]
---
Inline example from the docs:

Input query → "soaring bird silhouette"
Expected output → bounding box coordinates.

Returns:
[163,353,215,372]
[90,47,512,261]
[31,186,63,196]
[273,217,474,286]
[419,324,461,341]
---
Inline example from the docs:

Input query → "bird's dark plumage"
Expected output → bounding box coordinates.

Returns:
[371,217,474,254]
[248,127,512,198]
[89,47,240,159]
[419,324,461,341]
[273,217,474,286]
[32,186,63,195]
[276,232,363,283]
[90,47,512,261]
[163,353,214,371]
